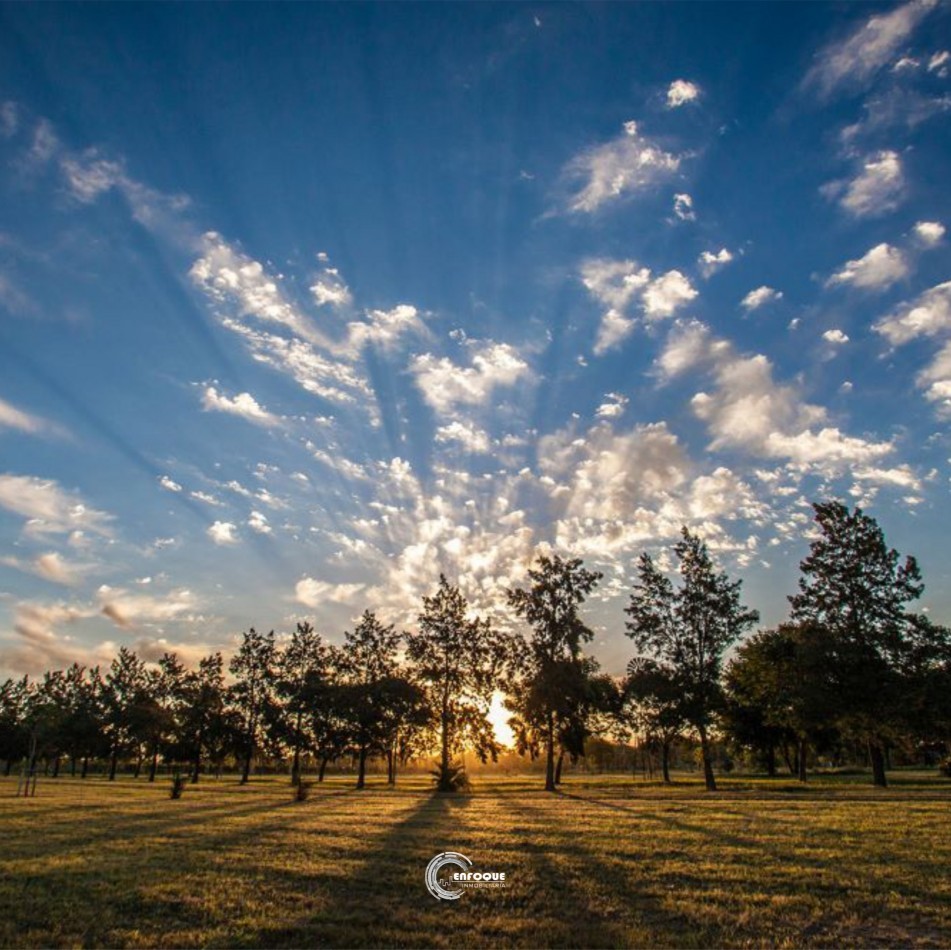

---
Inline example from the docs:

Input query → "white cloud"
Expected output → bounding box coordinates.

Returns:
[667,79,701,108]
[741,286,783,311]
[803,0,937,97]
[0,551,86,586]
[0,101,17,138]
[201,386,281,427]
[99,587,196,629]
[916,340,951,416]
[207,521,239,546]
[826,242,909,290]
[563,120,681,213]
[595,393,629,419]
[875,280,951,344]
[309,266,353,309]
[159,475,183,493]
[0,474,113,537]
[825,151,905,218]
[655,320,716,381]
[673,193,695,221]
[346,304,427,353]
[822,329,850,344]
[411,340,532,413]
[434,420,492,454]
[248,511,272,535]
[583,259,697,355]
[928,50,950,73]
[0,397,52,435]
[914,221,945,246]
[698,248,734,278]
[295,577,365,608]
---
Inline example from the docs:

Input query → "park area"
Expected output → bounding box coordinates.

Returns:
[2,771,951,948]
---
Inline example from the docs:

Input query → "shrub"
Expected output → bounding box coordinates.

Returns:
[295,779,313,802]
[170,773,187,800]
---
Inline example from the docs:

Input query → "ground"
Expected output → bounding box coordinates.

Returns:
[2,771,950,948]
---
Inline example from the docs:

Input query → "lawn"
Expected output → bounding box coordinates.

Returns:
[1,771,950,948]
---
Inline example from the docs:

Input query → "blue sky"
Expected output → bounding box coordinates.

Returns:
[1,1,951,677]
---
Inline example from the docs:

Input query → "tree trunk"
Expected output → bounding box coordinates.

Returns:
[765,744,776,778]
[545,711,555,792]
[661,741,672,784]
[109,747,118,781]
[781,743,795,775]
[439,690,450,791]
[554,749,565,785]
[148,744,159,783]
[356,745,368,790]
[133,753,142,779]
[291,744,301,786]
[241,748,252,785]
[797,737,808,783]
[318,755,329,783]
[3,759,11,777]
[698,725,717,791]
[387,748,396,785]
[869,739,888,788]
[81,756,89,779]
[191,749,202,785]
[52,755,60,778]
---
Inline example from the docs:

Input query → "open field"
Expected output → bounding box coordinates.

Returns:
[2,772,951,948]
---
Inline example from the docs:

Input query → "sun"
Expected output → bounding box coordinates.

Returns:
[488,691,515,749]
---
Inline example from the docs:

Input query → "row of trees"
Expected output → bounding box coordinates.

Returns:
[2,502,950,791]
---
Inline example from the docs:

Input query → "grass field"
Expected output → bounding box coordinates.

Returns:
[2,771,950,948]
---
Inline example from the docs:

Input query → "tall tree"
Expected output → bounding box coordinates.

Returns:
[275,622,332,785]
[507,554,603,792]
[180,653,229,784]
[626,528,758,791]
[409,575,506,791]
[789,501,945,786]
[229,629,278,784]
[101,647,149,781]
[337,611,403,789]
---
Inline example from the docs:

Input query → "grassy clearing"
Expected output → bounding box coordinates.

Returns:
[1,772,950,948]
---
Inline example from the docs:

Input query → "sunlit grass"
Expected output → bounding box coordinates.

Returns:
[1,771,950,947]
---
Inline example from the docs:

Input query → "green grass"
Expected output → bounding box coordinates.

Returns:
[1,771,950,947]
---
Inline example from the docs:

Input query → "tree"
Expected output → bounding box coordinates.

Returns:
[101,647,149,781]
[789,501,945,787]
[621,658,688,784]
[626,528,758,791]
[180,653,229,784]
[229,629,278,784]
[0,677,30,775]
[337,611,403,790]
[408,575,506,791]
[723,624,836,781]
[274,622,332,785]
[507,555,603,792]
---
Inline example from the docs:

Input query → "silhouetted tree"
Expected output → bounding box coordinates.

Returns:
[626,528,758,791]
[180,653,229,784]
[622,658,688,783]
[507,555,603,792]
[229,629,278,784]
[409,575,506,791]
[102,648,149,781]
[789,501,943,787]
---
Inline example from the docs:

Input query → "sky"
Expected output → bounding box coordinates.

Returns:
[1,1,951,679]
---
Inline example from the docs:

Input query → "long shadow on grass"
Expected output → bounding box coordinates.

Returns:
[235,789,474,948]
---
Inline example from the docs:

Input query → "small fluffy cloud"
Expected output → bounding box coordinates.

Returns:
[434,420,492,454]
[741,286,783,311]
[667,79,701,108]
[803,0,937,97]
[673,193,695,221]
[655,320,716,381]
[201,386,281,427]
[159,475,183,493]
[0,474,113,537]
[823,329,850,345]
[824,151,905,218]
[0,551,85,586]
[295,577,365,608]
[99,587,196,630]
[582,259,697,355]
[914,221,945,246]
[595,393,629,419]
[563,121,681,214]
[411,340,532,413]
[346,304,427,354]
[248,511,272,534]
[826,243,909,290]
[207,521,239,546]
[698,248,733,278]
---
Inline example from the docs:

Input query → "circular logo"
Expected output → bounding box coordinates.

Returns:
[425,851,472,901]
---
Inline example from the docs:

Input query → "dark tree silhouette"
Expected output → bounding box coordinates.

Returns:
[180,653,229,784]
[789,501,946,786]
[102,647,149,781]
[626,528,758,791]
[507,554,603,792]
[229,629,278,784]
[408,575,505,791]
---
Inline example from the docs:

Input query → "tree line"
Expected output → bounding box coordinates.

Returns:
[2,501,950,792]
